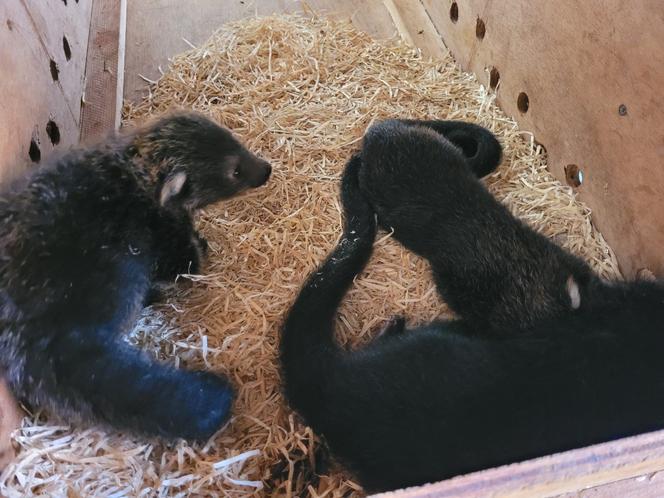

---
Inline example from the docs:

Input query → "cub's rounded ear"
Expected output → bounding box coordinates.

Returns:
[566,275,581,310]
[159,170,188,206]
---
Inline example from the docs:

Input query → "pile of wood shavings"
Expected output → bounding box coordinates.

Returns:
[0,14,621,498]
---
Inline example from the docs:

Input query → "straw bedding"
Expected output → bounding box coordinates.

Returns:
[0,14,621,498]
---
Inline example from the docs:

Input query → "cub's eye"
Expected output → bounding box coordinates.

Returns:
[233,165,241,177]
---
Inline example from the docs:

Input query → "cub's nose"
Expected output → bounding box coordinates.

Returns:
[257,160,272,186]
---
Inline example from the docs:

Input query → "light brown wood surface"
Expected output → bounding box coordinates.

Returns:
[383,0,448,60]
[0,380,22,469]
[421,0,664,278]
[0,0,92,184]
[21,0,92,124]
[79,0,126,142]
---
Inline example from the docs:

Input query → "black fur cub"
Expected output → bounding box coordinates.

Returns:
[360,119,591,330]
[281,123,664,492]
[0,112,271,440]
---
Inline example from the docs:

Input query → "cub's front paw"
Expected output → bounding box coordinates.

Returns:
[192,233,209,258]
[375,316,406,340]
[341,154,375,232]
[171,371,234,441]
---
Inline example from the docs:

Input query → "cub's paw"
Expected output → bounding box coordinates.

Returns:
[193,233,209,255]
[340,154,375,233]
[375,316,406,340]
[162,370,234,441]
[143,285,165,306]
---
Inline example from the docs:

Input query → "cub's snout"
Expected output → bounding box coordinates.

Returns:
[247,157,272,188]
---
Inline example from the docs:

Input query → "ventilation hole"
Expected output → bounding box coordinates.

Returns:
[46,120,61,145]
[63,36,71,60]
[29,140,41,163]
[534,140,547,156]
[517,92,529,113]
[565,164,583,188]
[476,18,486,39]
[49,59,59,81]
[488,66,500,90]
[450,2,459,23]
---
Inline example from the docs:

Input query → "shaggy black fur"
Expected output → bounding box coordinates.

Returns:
[360,119,592,330]
[395,119,503,178]
[280,123,664,493]
[0,112,271,440]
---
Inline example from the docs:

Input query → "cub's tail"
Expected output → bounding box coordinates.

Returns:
[280,155,376,411]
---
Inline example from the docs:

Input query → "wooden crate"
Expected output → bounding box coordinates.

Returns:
[2,0,664,494]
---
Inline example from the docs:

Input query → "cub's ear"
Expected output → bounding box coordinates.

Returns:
[159,170,188,206]
[566,275,581,310]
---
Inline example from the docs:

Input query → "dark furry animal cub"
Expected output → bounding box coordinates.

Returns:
[361,119,592,331]
[0,112,271,440]
[281,121,664,493]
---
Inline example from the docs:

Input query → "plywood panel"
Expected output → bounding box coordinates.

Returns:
[0,1,85,184]
[0,381,22,470]
[383,0,448,60]
[21,0,93,123]
[79,0,126,142]
[420,0,664,278]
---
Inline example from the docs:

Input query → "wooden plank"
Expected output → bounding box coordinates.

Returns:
[0,381,22,470]
[383,0,448,60]
[79,0,126,142]
[0,1,81,184]
[372,429,664,497]
[123,0,397,103]
[420,0,664,278]
[21,0,93,124]
[558,471,664,498]
[304,0,396,40]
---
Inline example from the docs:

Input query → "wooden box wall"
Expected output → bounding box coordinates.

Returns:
[420,0,664,278]
[0,0,92,184]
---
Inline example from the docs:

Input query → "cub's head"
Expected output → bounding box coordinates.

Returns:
[132,112,271,210]
[358,121,468,226]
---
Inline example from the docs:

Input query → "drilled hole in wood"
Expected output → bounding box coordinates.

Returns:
[488,67,500,90]
[450,2,459,23]
[565,164,583,188]
[46,120,61,145]
[63,36,71,60]
[535,141,547,157]
[49,59,59,81]
[476,18,486,39]
[517,92,529,113]
[29,140,41,163]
